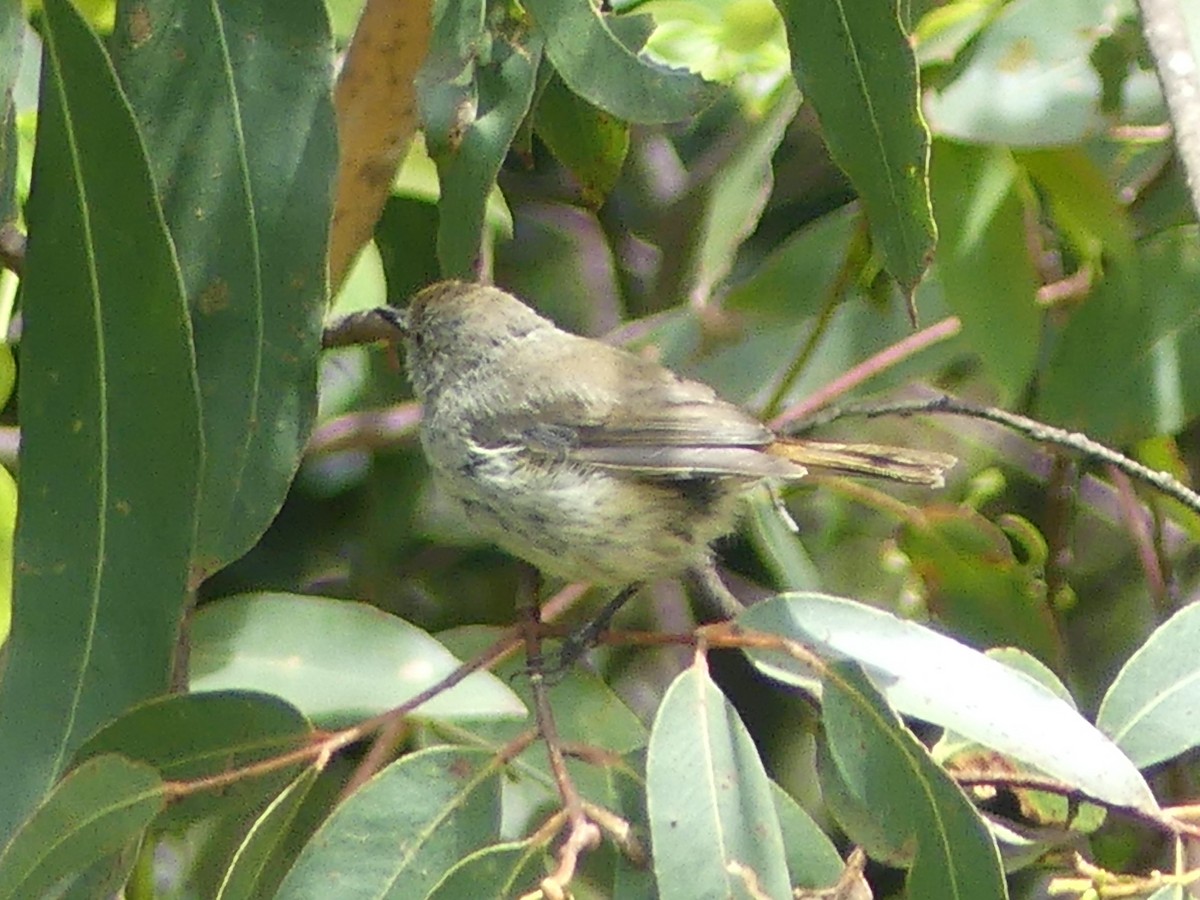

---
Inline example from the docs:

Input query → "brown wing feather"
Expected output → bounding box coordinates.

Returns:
[485,332,774,448]
[475,330,953,485]
[767,438,956,487]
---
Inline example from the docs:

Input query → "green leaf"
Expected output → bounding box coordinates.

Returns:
[690,83,800,298]
[0,464,15,646]
[534,73,630,208]
[112,0,337,575]
[1097,602,1200,769]
[1017,147,1136,268]
[414,0,483,153]
[590,760,655,897]
[0,101,15,228]
[0,1,18,101]
[419,3,543,278]
[897,505,1062,666]
[0,0,202,842]
[435,625,646,807]
[374,194,442,307]
[639,0,790,90]
[1146,884,1188,900]
[745,485,821,591]
[913,0,1004,66]
[425,840,547,900]
[924,0,1161,145]
[216,770,319,900]
[929,140,1040,400]
[0,0,20,225]
[184,758,353,900]
[768,781,843,889]
[820,662,1007,898]
[775,0,936,293]
[0,755,165,900]
[189,594,526,727]
[1036,264,1147,442]
[72,691,313,828]
[646,663,791,900]
[276,747,503,899]
[652,267,963,416]
[1037,225,1200,442]
[524,0,717,124]
[391,135,513,234]
[739,593,1159,815]
[931,648,1107,847]
[0,341,13,411]
[724,205,858,319]
[55,838,143,900]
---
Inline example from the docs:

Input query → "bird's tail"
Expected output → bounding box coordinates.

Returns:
[766,438,956,487]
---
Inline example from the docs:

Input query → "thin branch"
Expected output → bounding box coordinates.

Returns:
[171,628,524,800]
[0,225,24,277]
[519,579,601,899]
[321,306,406,349]
[810,396,1200,518]
[340,627,522,785]
[1042,454,1078,612]
[307,402,422,456]
[336,716,412,804]
[1137,0,1200,221]
[581,801,648,867]
[1049,852,1200,899]
[953,770,1200,838]
[759,257,849,421]
[1108,465,1169,606]
[768,316,962,430]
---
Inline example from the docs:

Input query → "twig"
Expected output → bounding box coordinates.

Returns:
[307,402,422,456]
[336,716,412,804]
[321,306,407,349]
[1137,0,1200,221]
[338,628,525,801]
[1036,267,1094,307]
[495,726,542,763]
[758,235,857,420]
[795,847,868,900]
[166,615,1200,852]
[1166,801,1200,821]
[811,396,1200,518]
[581,801,648,867]
[1042,454,1078,610]
[0,225,23,277]
[768,316,962,430]
[518,576,601,899]
[954,770,1200,839]
[1108,465,1168,606]
[1048,851,1200,898]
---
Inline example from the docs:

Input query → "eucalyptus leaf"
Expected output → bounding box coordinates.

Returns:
[740,593,1158,815]
[1097,602,1200,769]
[0,0,201,841]
[525,0,717,124]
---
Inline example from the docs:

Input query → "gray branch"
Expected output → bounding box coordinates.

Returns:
[1138,0,1200,220]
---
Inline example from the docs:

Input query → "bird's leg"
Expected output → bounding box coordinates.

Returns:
[683,563,746,621]
[518,572,602,889]
[554,582,643,670]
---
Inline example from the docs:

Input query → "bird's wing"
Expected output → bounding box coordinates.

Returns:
[472,335,807,479]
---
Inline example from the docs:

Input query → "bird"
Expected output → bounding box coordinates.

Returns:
[397,281,955,592]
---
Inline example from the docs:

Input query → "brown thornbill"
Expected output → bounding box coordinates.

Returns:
[396,281,955,589]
